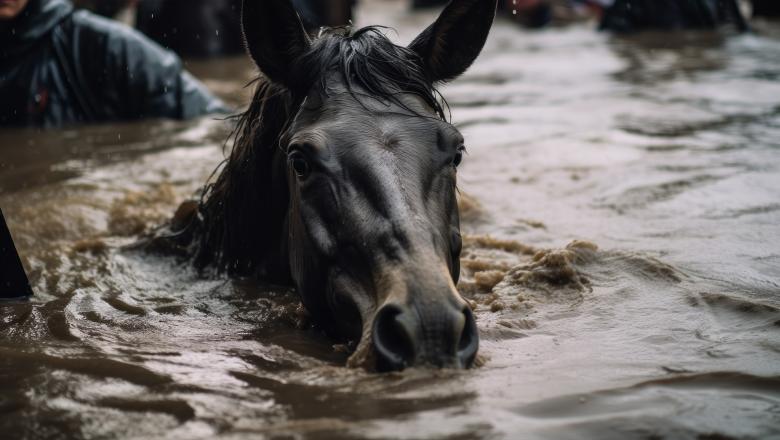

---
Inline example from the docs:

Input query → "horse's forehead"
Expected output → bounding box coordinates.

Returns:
[295,91,442,147]
[310,108,441,153]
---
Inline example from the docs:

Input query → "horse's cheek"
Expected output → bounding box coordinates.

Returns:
[299,203,337,257]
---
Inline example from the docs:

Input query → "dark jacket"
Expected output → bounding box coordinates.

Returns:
[0,0,228,127]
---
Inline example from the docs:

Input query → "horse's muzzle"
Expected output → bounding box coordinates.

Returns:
[372,301,478,371]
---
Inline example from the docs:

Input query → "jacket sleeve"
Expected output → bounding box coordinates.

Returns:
[73,11,230,121]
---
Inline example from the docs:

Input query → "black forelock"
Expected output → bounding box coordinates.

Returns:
[296,26,448,121]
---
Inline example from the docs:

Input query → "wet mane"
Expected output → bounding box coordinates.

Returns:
[190,26,447,276]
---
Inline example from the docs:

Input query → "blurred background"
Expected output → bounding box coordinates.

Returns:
[1,1,779,439]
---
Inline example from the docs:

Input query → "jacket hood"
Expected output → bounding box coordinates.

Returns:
[1,0,73,59]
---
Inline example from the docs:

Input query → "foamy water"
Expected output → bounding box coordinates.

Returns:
[1,3,779,439]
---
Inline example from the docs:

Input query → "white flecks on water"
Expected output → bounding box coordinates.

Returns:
[0,1,779,439]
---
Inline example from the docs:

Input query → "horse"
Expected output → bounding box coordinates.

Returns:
[151,0,498,371]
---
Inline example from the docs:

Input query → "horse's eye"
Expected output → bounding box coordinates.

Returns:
[453,147,465,168]
[289,152,310,179]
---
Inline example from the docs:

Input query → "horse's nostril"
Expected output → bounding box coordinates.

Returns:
[373,304,417,372]
[457,307,479,368]
[373,303,479,371]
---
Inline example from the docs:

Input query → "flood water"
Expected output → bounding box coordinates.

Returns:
[2,2,780,439]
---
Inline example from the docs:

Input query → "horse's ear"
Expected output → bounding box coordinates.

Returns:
[241,0,310,87]
[408,0,498,83]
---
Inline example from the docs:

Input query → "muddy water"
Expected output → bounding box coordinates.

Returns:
[2,2,780,439]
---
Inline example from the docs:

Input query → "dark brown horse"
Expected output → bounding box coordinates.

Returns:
[155,0,498,371]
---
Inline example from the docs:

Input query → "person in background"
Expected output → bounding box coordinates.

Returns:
[499,0,748,30]
[412,0,750,31]
[293,0,356,30]
[76,0,356,58]
[0,0,228,127]
[599,0,748,32]
[750,0,780,18]
[134,0,244,58]
[411,0,568,29]
[503,0,554,28]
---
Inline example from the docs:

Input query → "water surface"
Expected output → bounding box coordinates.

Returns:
[1,3,779,439]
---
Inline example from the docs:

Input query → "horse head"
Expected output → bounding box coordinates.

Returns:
[198,0,497,371]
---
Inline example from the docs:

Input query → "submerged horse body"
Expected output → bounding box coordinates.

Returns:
[151,0,497,371]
